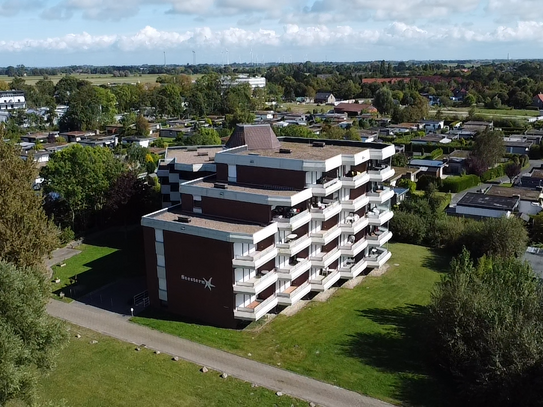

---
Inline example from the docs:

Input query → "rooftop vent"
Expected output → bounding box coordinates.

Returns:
[279,148,291,154]
[187,146,198,151]
[214,182,228,189]
[175,216,191,223]
[197,151,209,156]
[312,141,326,148]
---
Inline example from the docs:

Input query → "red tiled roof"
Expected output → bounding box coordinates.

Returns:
[535,94,543,103]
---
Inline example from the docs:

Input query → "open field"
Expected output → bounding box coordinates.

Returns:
[431,106,540,119]
[6,325,302,407]
[50,227,145,300]
[0,74,163,86]
[133,243,454,406]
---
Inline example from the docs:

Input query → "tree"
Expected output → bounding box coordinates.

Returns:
[391,153,408,167]
[469,130,505,174]
[504,161,521,183]
[41,144,124,230]
[0,261,68,405]
[187,127,222,146]
[135,114,150,137]
[428,251,543,406]
[373,87,395,115]
[59,85,118,131]
[0,142,58,268]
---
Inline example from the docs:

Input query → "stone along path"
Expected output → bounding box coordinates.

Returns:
[47,300,393,407]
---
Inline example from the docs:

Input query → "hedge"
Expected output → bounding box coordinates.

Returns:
[440,175,480,193]
[430,148,444,159]
[481,164,505,182]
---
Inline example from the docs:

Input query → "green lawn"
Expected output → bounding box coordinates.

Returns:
[432,106,540,119]
[51,227,145,300]
[133,243,454,406]
[18,326,302,407]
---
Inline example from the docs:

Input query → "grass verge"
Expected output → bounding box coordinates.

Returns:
[21,325,303,407]
[133,243,454,406]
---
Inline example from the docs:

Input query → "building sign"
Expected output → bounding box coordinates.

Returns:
[181,275,215,291]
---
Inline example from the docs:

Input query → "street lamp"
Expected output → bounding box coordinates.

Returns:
[130,307,134,317]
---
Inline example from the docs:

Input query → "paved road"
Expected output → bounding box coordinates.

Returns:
[47,300,392,407]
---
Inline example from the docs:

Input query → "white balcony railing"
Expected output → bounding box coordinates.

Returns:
[273,209,311,230]
[276,258,311,281]
[277,281,312,306]
[276,234,311,256]
[367,209,393,225]
[310,200,342,220]
[340,215,369,234]
[232,245,278,268]
[309,225,341,245]
[233,270,278,295]
[367,230,393,246]
[364,249,392,268]
[306,178,342,197]
[367,186,395,204]
[340,172,370,189]
[339,238,367,257]
[310,248,341,267]
[234,296,278,321]
[339,259,367,278]
[309,269,341,292]
[368,166,395,182]
[341,195,369,212]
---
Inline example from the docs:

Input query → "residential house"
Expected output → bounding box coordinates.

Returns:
[446,150,470,175]
[452,192,519,219]
[503,138,532,155]
[521,167,543,189]
[461,120,493,134]
[59,131,96,143]
[420,119,445,132]
[411,134,452,144]
[390,167,421,184]
[408,159,447,179]
[314,92,336,104]
[485,186,543,216]
[159,127,193,139]
[334,103,377,117]
[142,130,395,327]
[533,94,543,109]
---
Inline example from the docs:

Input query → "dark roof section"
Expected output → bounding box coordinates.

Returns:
[225,124,281,151]
[457,192,519,211]
[486,186,542,201]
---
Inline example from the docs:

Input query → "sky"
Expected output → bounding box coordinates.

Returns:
[1,0,543,66]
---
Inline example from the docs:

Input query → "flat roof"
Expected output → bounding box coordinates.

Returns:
[448,150,471,159]
[457,192,519,211]
[148,206,266,234]
[486,186,541,201]
[392,166,420,176]
[166,147,222,165]
[235,141,367,161]
[191,178,301,197]
[529,169,543,179]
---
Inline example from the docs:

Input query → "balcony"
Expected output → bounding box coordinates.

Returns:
[309,225,341,245]
[310,200,342,221]
[367,230,393,246]
[339,259,368,279]
[367,186,395,204]
[306,177,342,197]
[364,248,392,268]
[340,215,369,234]
[233,269,278,295]
[234,296,278,321]
[341,195,369,212]
[340,172,370,189]
[276,257,311,281]
[309,269,341,292]
[339,238,368,257]
[276,233,311,256]
[277,281,312,306]
[232,245,278,269]
[273,209,311,230]
[368,165,395,183]
[310,248,341,268]
[367,209,393,226]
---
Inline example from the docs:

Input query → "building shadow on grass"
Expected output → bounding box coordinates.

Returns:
[343,305,455,407]
[52,226,147,314]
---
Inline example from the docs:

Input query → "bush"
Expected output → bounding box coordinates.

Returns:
[480,164,505,182]
[389,211,427,245]
[397,178,416,193]
[429,148,443,159]
[440,175,480,193]
[416,175,442,191]
[428,252,543,406]
[58,227,75,246]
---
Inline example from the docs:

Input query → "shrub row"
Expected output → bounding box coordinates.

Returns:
[480,164,505,182]
[430,148,443,159]
[440,175,480,193]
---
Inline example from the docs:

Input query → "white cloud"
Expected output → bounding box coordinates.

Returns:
[487,0,543,21]
[1,21,543,55]
[0,0,45,16]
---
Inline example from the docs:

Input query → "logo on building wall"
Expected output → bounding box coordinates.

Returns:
[181,275,215,291]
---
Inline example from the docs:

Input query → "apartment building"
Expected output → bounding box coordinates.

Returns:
[0,90,26,110]
[142,127,395,328]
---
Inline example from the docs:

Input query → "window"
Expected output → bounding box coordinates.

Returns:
[155,229,164,242]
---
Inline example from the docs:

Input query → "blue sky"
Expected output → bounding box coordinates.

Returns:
[1,0,542,66]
